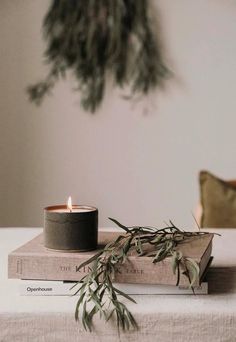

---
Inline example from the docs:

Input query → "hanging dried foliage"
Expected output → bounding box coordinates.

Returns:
[27,0,169,113]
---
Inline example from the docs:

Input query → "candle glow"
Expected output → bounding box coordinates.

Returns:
[67,196,72,212]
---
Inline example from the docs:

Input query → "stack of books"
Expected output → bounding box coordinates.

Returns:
[8,231,213,296]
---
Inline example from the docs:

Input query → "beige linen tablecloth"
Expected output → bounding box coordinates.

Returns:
[1,228,236,342]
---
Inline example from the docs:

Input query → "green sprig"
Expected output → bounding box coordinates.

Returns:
[72,219,213,332]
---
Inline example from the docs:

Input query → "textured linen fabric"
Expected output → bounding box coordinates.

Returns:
[1,309,236,342]
[1,228,236,342]
[200,170,236,227]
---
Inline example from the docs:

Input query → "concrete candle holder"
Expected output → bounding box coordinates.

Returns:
[44,205,98,252]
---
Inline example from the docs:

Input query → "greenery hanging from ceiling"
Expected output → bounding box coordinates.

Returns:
[27,0,170,113]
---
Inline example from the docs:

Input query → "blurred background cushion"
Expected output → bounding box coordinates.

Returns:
[199,171,236,228]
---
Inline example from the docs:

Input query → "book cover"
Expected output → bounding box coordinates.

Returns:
[8,231,213,286]
[18,280,208,296]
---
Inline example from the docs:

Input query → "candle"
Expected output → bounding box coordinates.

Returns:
[44,197,98,252]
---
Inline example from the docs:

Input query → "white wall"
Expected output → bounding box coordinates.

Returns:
[1,0,236,228]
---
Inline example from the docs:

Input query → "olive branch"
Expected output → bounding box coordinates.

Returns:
[72,218,212,332]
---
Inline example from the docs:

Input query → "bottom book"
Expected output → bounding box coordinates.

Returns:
[19,280,208,296]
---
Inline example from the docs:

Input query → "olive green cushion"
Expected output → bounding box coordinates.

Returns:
[200,171,236,228]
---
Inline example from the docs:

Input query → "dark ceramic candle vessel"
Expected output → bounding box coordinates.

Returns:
[44,205,98,252]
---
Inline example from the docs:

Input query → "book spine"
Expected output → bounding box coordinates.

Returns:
[19,281,208,296]
[8,253,199,286]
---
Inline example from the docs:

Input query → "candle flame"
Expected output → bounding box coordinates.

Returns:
[67,196,72,212]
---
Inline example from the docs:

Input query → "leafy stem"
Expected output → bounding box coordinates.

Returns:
[27,0,169,112]
[72,219,213,332]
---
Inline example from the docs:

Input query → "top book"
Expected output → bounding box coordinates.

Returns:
[8,230,213,286]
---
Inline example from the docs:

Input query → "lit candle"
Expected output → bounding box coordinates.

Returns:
[67,196,72,212]
[44,197,98,252]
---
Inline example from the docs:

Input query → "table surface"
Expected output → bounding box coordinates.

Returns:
[1,227,236,342]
